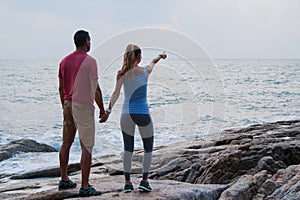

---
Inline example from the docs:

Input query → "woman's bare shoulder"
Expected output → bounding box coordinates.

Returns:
[117,70,124,80]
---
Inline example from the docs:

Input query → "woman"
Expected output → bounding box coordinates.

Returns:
[101,44,167,192]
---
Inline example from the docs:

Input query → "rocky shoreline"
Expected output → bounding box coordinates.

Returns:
[0,139,57,162]
[0,120,299,199]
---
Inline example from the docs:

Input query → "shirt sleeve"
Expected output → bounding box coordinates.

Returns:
[58,63,63,78]
[89,58,98,80]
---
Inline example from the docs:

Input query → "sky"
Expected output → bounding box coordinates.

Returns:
[0,0,300,60]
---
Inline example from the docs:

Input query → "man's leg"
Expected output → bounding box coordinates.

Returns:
[75,105,101,196]
[59,141,73,181]
[78,141,101,197]
[60,100,76,181]
[80,140,92,189]
[73,103,95,189]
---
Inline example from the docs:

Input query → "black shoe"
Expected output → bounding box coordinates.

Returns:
[124,182,134,193]
[138,180,152,192]
[58,179,77,190]
[79,186,102,197]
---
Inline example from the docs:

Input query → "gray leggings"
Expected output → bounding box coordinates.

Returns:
[120,113,154,181]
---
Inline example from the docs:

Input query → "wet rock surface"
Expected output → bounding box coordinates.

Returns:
[0,120,299,199]
[0,139,57,162]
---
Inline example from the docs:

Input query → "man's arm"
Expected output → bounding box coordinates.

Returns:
[91,80,105,117]
[58,78,64,109]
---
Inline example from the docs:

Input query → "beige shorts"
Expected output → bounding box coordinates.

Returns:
[62,100,95,153]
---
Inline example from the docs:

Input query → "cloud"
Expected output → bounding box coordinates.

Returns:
[0,0,299,59]
[164,0,300,58]
[0,3,79,59]
[0,0,176,59]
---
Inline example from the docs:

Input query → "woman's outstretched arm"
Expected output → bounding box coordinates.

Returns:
[146,52,167,75]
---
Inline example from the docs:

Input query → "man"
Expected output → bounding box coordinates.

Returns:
[58,30,104,197]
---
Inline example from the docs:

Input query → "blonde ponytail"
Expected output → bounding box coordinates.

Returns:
[121,44,141,78]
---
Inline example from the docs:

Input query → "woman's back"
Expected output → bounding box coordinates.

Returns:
[122,67,149,114]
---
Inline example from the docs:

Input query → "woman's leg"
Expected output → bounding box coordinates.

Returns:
[141,135,153,180]
[131,114,154,181]
[120,114,135,183]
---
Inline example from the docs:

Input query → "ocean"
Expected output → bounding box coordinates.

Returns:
[0,59,299,175]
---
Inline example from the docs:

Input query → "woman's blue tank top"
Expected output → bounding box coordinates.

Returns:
[122,67,149,114]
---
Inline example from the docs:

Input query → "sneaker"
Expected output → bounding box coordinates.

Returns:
[79,186,102,197]
[124,183,134,193]
[58,179,77,190]
[138,180,152,192]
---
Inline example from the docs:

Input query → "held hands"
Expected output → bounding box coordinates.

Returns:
[99,112,109,123]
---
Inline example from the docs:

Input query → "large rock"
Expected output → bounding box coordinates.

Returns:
[256,164,300,199]
[149,120,300,184]
[0,139,57,162]
[0,120,299,199]
[10,163,81,179]
[219,170,269,200]
[0,174,228,200]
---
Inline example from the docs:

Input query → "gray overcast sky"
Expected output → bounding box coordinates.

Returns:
[0,0,299,59]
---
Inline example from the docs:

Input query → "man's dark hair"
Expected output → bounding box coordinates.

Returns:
[74,30,90,47]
